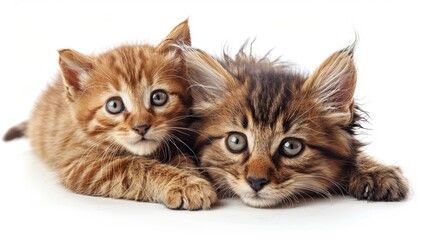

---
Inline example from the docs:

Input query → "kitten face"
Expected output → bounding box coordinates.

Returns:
[186,47,361,207]
[59,22,192,156]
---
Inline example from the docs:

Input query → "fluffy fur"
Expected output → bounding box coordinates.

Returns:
[4,20,216,210]
[183,44,409,208]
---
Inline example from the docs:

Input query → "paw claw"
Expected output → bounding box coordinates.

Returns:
[363,186,369,198]
[349,166,408,201]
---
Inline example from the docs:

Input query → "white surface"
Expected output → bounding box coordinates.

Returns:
[0,0,427,239]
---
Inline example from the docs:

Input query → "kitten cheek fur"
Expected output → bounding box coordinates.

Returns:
[185,44,408,208]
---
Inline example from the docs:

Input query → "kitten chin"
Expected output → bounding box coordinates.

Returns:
[122,138,160,156]
[117,130,164,156]
[234,185,284,208]
[240,196,282,208]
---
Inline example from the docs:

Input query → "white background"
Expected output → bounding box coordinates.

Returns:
[0,0,427,239]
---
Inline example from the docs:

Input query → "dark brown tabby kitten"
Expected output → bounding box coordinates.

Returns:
[182,44,409,207]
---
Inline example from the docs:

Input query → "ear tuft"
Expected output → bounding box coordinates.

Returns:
[182,47,236,114]
[303,45,358,123]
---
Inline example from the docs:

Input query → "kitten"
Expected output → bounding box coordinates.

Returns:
[3,20,216,210]
[182,44,409,208]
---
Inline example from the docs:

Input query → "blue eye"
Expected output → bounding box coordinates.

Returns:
[226,132,247,153]
[280,138,303,157]
[151,90,168,106]
[106,97,125,114]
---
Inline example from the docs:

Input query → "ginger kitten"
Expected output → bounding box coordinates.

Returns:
[4,20,216,210]
[183,44,408,208]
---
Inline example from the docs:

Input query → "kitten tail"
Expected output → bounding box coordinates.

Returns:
[3,121,27,141]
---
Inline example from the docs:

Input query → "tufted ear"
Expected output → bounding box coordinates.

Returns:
[157,19,191,53]
[303,45,357,125]
[58,49,94,101]
[182,47,237,114]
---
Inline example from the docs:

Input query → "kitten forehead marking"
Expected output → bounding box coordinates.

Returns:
[119,91,134,113]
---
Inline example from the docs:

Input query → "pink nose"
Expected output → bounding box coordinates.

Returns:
[132,124,151,136]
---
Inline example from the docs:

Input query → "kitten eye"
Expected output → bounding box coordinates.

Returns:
[280,138,304,157]
[226,132,247,153]
[151,90,168,106]
[106,97,125,114]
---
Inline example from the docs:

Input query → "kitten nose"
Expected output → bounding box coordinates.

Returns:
[133,124,151,136]
[247,177,269,192]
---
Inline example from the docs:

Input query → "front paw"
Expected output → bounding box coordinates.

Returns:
[348,166,409,201]
[163,176,217,210]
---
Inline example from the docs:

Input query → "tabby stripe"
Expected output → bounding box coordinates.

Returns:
[66,161,89,188]
[121,175,132,192]
[271,152,281,168]
[79,160,103,191]
[113,65,128,80]
[268,84,286,127]
[282,120,291,133]
[270,106,282,128]
[88,126,109,137]
[136,61,144,87]
[307,144,352,162]
[89,157,131,194]
[241,114,248,129]
[169,92,189,106]
[194,135,224,154]
[246,95,258,122]
[240,151,251,165]
[82,105,103,123]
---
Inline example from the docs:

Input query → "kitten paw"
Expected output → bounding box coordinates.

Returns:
[348,166,409,201]
[163,176,217,210]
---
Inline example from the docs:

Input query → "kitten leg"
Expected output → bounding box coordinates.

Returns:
[59,155,217,210]
[348,153,409,201]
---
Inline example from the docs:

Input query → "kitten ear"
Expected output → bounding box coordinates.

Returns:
[157,19,191,52]
[58,49,93,100]
[183,48,237,114]
[303,45,357,124]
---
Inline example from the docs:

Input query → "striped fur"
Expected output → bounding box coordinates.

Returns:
[184,45,408,208]
[4,20,216,210]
